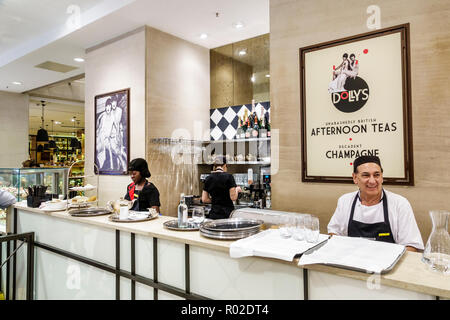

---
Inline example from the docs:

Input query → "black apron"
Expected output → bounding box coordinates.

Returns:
[209,205,234,220]
[348,190,395,243]
[207,168,234,220]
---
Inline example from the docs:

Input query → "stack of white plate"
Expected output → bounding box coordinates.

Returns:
[41,200,67,212]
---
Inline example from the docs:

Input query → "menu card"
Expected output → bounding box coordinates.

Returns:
[229,229,329,261]
[298,235,405,273]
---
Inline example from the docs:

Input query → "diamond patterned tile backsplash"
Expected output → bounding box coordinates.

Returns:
[210,101,270,141]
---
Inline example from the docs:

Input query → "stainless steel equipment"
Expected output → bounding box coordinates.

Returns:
[199,218,263,240]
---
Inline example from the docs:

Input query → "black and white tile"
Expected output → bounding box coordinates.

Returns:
[210,101,270,140]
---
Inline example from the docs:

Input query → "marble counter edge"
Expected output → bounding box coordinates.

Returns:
[13,204,450,299]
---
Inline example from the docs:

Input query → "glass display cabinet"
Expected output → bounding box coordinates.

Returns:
[0,167,69,201]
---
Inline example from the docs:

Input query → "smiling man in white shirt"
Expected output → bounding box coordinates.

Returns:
[327,155,424,252]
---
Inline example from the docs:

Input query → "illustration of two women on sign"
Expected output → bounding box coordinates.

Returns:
[328,53,359,93]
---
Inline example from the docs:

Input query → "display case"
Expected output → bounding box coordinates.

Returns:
[0,167,69,201]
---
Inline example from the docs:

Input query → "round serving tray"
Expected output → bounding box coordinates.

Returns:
[163,219,200,231]
[109,211,158,223]
[201,218,264,232]
[199,226,260,240]
[69,207,112,217]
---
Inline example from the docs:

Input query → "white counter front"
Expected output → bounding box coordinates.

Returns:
[2,203,449,300]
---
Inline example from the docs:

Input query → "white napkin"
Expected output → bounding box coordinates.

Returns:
[230,229,329,261]
[298,235,405,273]
[127,211,150,220]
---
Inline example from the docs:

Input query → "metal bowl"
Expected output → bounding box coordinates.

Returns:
[68,207,112,217]
[201,218,264,232]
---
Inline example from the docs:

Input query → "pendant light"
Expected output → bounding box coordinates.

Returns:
[48,120,57,149]
[36,101,49,142]
[70,137,78,148]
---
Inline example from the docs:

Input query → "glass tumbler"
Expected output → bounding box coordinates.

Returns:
[306,216,320,243]
[192,207,205,224]
[292,215,305,241]
[279,215,294,238]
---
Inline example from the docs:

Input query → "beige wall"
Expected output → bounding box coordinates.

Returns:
[270,0,450,240]
[145,26,210,139]
[85,28,146,205]
[145,26,210,216]
[0,91,29,167]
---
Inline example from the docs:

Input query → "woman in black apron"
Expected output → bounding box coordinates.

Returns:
[201,157,241,220]
[125,158,161,212]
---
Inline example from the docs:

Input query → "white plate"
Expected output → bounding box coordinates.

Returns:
[69,185,97,191]
[41,206,67,212]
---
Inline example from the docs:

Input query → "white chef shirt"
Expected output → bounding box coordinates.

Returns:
[327,189,424,250]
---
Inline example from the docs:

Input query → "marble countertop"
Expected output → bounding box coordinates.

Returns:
[13,203,450,298]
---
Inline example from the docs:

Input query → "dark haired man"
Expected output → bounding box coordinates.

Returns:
[327,156,423,252]
[125,158,160,212]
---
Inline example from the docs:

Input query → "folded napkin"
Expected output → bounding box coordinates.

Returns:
[230,229,329,261]
[298,235,405,273]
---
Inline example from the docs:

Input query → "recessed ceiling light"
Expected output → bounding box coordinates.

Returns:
[200,33,208,39]
[265,74,270,78]
[55,121,62,125]
[239,49,247,56]
[250,75,256,83]
[233,22,244,29]
[74,57,84,62]
[12,81,22,85]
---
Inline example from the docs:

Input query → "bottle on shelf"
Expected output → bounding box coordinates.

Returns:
[252,116,259,138]
[177,193,188,227]
[235,116,243,140]
[240,116,247,139]
[245,118,252,139]
[260,110,267,138]
[265,190,271,209]
[265,111,271,138]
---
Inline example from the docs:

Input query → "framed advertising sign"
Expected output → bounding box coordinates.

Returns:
[94,88,130,175]
[300,24,413,185]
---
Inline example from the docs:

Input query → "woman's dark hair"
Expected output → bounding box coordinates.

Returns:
[105,98,112,107]
[128,158,151,178]
[343,53,348,59]
[349,53,355,59]
[212,156,226,171]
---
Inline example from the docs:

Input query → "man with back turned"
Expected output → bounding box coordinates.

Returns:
[327,155,424,252]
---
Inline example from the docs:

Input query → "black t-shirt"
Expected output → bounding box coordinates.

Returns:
[125,180,161,211]
[203,171,237,208]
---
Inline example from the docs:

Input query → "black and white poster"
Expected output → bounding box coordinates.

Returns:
[94,88,130,175]
[300,24,413,185]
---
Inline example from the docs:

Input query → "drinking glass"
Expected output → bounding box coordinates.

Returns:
[192,207,205,224]
[279,215,294,238]
[306,216,320,243]
[292,215,305,241]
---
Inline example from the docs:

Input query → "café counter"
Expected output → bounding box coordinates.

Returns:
[3,203,449,300]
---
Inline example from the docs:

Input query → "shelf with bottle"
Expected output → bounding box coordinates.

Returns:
[235,99,271,141]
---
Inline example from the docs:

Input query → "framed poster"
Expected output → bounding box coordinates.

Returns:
[299,24,413,185]
[94,88,130,175]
